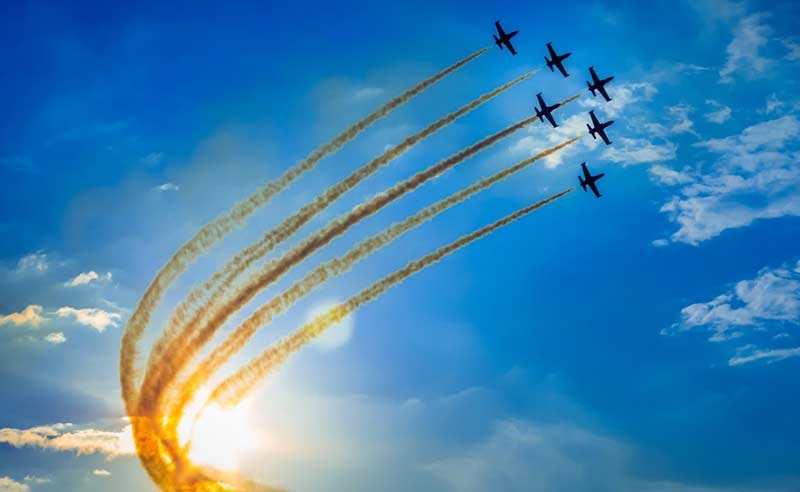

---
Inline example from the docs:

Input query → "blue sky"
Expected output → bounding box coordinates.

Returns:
[1,0,800,490]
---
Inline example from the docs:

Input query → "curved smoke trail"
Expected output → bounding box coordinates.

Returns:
[145,68,539,393]
[208,188,574,408]
[120,46,489,415]
[164,136,581,438]
[138,93,580,415]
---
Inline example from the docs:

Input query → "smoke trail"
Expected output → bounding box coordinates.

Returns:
[138,94,581,415]
[165,136,581,434]
[146,68,539,382]
[208,189,573,408]
[120,46,489,414]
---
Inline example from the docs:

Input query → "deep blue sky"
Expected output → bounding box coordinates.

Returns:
[1,1,800,491]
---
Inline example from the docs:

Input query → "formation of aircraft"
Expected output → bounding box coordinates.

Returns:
[579,162,605,198]
[493,21,519,56]
[492,21,617,199]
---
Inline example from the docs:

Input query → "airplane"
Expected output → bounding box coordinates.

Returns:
[579,162,605,198]
[493,21,519,56]
[586,66,614,102]
[587,110,614,145]
[544,42,571,77]
[535,92,561,128]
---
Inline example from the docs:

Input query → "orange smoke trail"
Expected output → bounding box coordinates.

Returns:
[208,188,574,408]
[120,46,489,416]
[138,94,581,416]
[145,68,539,387]
[165,136,581,439]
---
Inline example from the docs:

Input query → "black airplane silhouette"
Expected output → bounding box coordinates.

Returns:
[544,42,571,77]
[587,110,614,145]
[535,92,561,128]
[586,66,614,102]
[493,21,519,56]
[579,162,605,198]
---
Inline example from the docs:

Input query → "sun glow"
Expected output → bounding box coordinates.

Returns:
[177,389,258,471]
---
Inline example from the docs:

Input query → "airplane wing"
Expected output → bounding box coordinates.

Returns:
[596,84,611,101]
[495,21,504,36]
[588,179,601,198]
[555,62,569,78]
[545,111,557,128]
[581,162,592,180]
[589,66,599,83]
[589,110,601,127]
[546,43,557,59]
[506,41,517,56]
[598,129,611,145]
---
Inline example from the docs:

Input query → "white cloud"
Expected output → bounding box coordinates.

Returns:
[657,116,800,244]
[0,305,45,328]
[651,239,669,247]
[15,252,48,274]
[0,477,29,492]
[22,476,50,485]
[154,182,179,192]
[602,138,677,166]
[580,82,657,118]
[55,307,121,332]
[783,39,800,61]
[44,332,66,344]
[704,100,732,124]
[765,93,784,114]
[719,13,774,83]
[668,104,698,136]
[649,165,694,186]
[64,270,111,287]
[0,423,134,458]
[665,260,799,347]
[92,469,111,477]
[729,345,800,366]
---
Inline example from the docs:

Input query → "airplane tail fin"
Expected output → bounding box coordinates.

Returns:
[494,35,502,49]
[579,176,587,191]
[545,57,554,71]
[587,81,596,96]
[587,124,596,139]
[535,107,544,122]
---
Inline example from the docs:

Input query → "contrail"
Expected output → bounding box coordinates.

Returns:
[145,68,539,386]
[137,94,581,415]
[120,46,489,413]
[164,136,581,435]
[208,188,574,408]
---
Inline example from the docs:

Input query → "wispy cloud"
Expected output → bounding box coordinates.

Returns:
[140,152,163,166]
[153,182,179,192]
[602,138,677,166]
[14,252,48,275]
[657,115,800,244]
[0,423,134,459]
[92,469,111,477]
[64,270,111,287]
[719,13,774,83]
[55,307,121,332]
[765,93,784,114]
[44,332,66,344]
[729,345,800,366]
[664,259,799,347]
[0,305,45,328]
[0,477,29,492]
[704,100,732,124]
